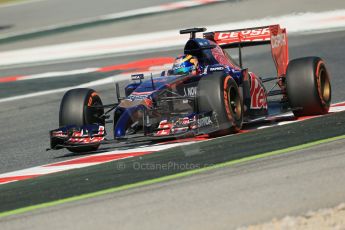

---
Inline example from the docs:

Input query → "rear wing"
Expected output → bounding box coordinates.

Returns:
[204,25,289,77]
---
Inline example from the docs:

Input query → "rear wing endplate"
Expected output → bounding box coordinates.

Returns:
[204,25,289,77]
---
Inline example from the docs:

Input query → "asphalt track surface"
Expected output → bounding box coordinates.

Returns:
[1,110,345,208]
[2,136,345,229]
[1,0,345,229]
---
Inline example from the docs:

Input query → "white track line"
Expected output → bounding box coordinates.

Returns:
[17,68,99,81]
[0,9,345,67]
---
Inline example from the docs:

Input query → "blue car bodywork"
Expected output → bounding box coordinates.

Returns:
[49,26,293,152]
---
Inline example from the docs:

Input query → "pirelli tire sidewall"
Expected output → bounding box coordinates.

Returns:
[59,88,105,127]
[286,56,331,117]
[197,72,243,135]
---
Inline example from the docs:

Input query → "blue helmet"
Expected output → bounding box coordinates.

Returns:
[171,55,199,75]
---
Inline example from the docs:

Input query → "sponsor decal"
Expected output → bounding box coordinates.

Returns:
[131,74,145,80]
[179,117,190,125]
[250,73,268,109]
[271,33,286,48]
[128,94,149,101]
[171,117,193,134]
[174,117,195,127]
[172,127,189,134]
[156,120,173,136]
[215,28,270,42]
[197,116,213,128]
[52,131,67,137]
[209,66,224,72]
[183,86,197,97]
[67,126,105,144]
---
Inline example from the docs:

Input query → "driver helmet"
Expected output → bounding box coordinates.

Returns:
[171,54,199,75]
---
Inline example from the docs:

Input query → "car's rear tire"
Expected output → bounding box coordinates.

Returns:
[59,88,105,153]
[286,57,331,117]
[197,72,243,136]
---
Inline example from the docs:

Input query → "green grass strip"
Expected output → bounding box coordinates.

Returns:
[0,0,23,4]
[1,134,345,218]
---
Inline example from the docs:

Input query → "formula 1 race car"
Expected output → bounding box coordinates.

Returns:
[49,25,331,153]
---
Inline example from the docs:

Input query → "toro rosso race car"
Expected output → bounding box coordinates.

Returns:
[49,25,331,153]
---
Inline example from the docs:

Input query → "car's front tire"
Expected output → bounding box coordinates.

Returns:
[59,88,105,153]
